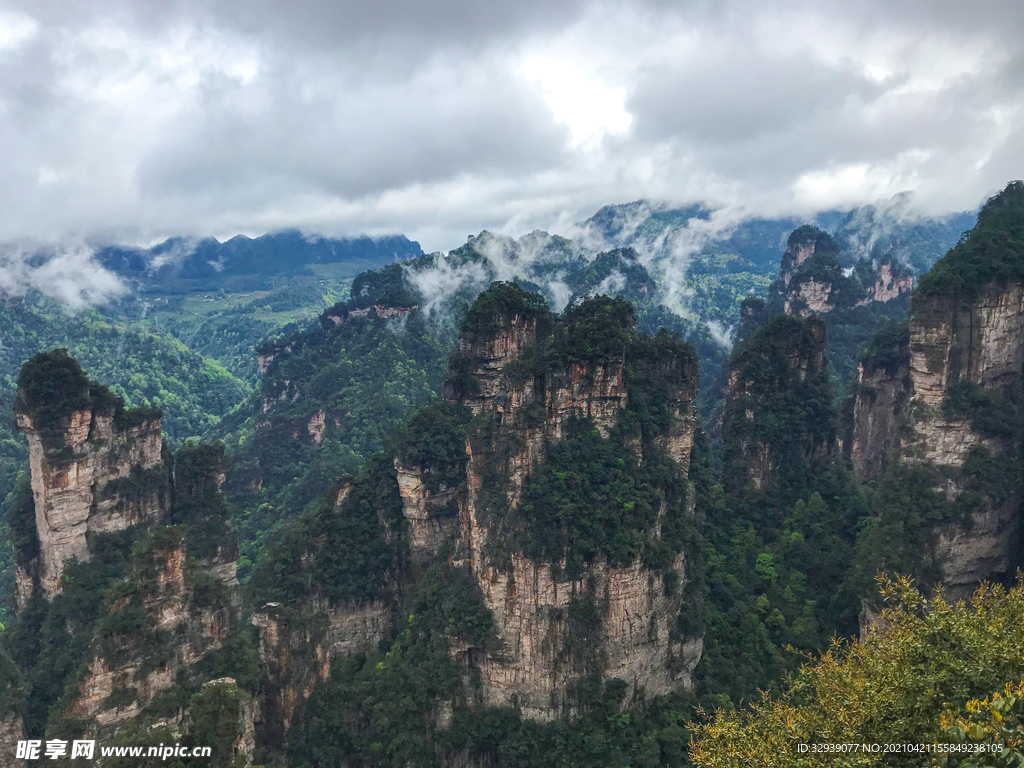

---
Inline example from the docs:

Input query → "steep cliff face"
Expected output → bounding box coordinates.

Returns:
[850,182,1024,600]
[902,286,1023,596]
[865,261,914,304]
[249,286,702,743]
[722,314,834,491]
[846,323,913,478]
[901,285,1023,466]
[14,351,170,603]
[245,465,403,752]
[785,279,833,315]
[65,528,236,730]
[394,460,460,563]
[775,227,914,317]
[8,350,254,748]
[251,598,390,750]
[773,227,844,317]
[443,287,702,719]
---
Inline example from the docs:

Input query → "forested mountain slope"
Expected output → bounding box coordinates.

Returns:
[0,297,250,623]
[0,186,1016,768]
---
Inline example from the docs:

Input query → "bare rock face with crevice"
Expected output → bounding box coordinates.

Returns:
[847,356,912,479]
[14,403,169,603]
[849,282,1024,600]
[394,460,460,564]
[905,286,1024,597]
[442,299,702,720]
[66,533,236,730]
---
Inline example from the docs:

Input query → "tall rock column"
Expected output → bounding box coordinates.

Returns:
[848,181,1024,599]
[13,350,169,603]
[443,286,703,720]
[722,314,834,492]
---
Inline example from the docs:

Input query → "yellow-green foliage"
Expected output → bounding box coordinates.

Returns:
[941,681,1024,766]
[690,575,1024,767]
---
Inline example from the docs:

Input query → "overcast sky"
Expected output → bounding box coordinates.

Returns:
[0,0,1021,252]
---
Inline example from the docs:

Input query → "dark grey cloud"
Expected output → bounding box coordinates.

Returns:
[0,0,1020,252]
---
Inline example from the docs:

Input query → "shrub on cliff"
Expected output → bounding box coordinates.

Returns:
[787,225,840,254]
[14,350,93,448]
[0,646,26,718]
[461,281,549,335]
[245,453,405,608]
[859,319,911,376]
[172,442,234,560]
[394,403,471,493]
[914,180,1024,303]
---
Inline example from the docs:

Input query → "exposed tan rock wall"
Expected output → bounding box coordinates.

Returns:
[849,284,1024,603]
[251,599,390,749]
[784,280,833,315]
[848,360,912,479]
[395,461,459,564]
[903,286,1024,597]
[904,286,1024,465]
[445,318,701,720]
[871,263,913,303]
[779,240,820,286]
[462,552,699,720]
[15,410,168,602]
[445,314,539,414]
[67,544,235,730]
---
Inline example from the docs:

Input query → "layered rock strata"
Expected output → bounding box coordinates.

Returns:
[443,299,702,719]
[849,284,1024,598]
[66,531,236,730]
[15,403,169,603]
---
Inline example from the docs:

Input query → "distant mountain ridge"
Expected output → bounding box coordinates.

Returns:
[576,196,975,276]
[96,229,424,291]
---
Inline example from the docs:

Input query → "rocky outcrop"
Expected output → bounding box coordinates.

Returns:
[723,315,834,491]
[901,286,1024,466]
[66,530,236,731]
[251,288,701,735]
[848,194,1024,598]
[252,599,390,750]
[395,460,460,564]
[257,353,275,375]
[15,399,169,603]
[866,261,913,304]
[902,287,1024,597]
[774,226,914,318]
[779,228,832,287]
[785,279,833,315]
[10,352,251,748]
[847,352,912,479]
[443,312,540,414]
[463,552,702,720]
[307,410,326,446]
[442,291,702,719]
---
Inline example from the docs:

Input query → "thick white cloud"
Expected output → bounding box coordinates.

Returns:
[0,0,1019,251]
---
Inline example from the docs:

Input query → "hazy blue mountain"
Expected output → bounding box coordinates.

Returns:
[96,229,423,293]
